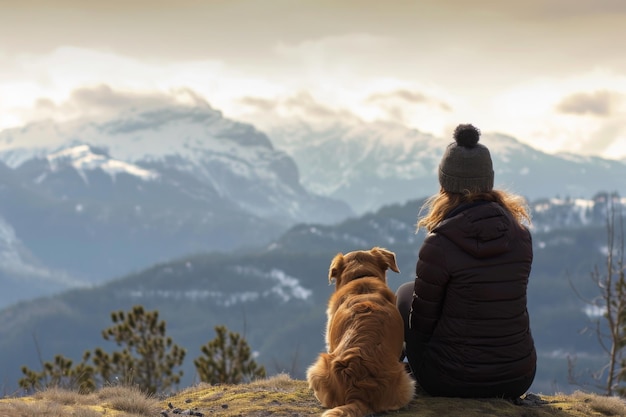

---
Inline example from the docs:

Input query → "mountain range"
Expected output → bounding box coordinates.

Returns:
[0,194,621,396]
[0,99,625,395]
[1,103,624,308]
[0,105,353,306]
[265,119,626,214]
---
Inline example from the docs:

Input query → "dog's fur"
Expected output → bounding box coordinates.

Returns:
[306,247,415,417]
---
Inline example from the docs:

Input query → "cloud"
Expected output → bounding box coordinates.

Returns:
[239,97,278,112]
[239,92,360,124]
[515,0,626,18]
[590,121,626,155]
[418,0,626,21]
[360,88,453,128]
[69,85,208,110]
[556,90,616,116]
[366,89,452,111]
[234,91,382,135]
[284,92,343,119]
[30,85,211,123]
[272,33,397,76]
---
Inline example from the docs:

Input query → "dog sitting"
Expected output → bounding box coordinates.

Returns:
[306,247,415,417]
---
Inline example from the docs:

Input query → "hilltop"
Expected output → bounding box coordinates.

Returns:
[1,374,625,417]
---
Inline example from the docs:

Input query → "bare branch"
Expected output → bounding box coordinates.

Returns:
[569,193,626,396]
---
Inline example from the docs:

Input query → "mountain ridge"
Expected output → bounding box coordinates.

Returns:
[0,105,353,307]
[264,119,626,214]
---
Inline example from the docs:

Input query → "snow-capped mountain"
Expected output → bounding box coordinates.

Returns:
[266,120,626,214]
[529,192,626,232]
[265,120,441,214]
[0,104,353,307]
[0,105,352,224]
[1,100,624,308]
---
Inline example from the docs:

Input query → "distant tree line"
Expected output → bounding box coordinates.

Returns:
[19,305,266,395]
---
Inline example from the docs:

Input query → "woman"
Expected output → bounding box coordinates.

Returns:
[396,123,536,398]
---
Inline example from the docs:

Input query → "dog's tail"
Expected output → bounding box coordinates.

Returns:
[322,348,375,417]
[321,401,371,417]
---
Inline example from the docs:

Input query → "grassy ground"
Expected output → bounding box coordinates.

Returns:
[2,374,626,417]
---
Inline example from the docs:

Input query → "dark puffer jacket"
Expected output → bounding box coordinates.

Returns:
[409,201,536,391]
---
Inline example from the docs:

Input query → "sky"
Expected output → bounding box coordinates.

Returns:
[1,0,626,160]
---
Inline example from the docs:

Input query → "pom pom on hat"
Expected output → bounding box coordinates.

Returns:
[438,123,494,193]
[453,124,481,147]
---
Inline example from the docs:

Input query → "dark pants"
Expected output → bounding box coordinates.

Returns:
[395,282,535,399]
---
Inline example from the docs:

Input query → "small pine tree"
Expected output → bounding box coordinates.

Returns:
[92,305,186,394]
[18,305,185,394]
[194,325,266,385]
[19,352,96,394]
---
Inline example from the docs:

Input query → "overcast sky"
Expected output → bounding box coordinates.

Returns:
[1,0,626,159]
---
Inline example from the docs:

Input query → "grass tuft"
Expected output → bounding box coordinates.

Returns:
[98,385,160,416]
[33,386,88,406]
[571,391,626,416]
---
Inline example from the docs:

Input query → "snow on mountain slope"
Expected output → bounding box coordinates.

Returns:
[264,120,443,213]
[123,265,313,306]
[0,106,272,168]
[44,144,159,183]
[0,104,352,224]
[266,119,626,214]
[270,120,442,186]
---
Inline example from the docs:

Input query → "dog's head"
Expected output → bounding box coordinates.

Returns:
[328,247,400,290]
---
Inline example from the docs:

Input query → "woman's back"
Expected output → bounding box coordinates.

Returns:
[414,201,536,388]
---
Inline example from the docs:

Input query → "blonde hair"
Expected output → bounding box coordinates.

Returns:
[416,188,532,232]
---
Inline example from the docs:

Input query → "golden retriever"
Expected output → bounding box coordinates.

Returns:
[306,247,415,417]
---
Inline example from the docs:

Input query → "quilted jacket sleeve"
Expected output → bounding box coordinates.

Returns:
[410,233,449,337]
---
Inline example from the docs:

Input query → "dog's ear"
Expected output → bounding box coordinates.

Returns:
[371,247,400,274]
[329,253,345,285]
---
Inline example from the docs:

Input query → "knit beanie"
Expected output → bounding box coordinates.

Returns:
[438,124,494,193]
